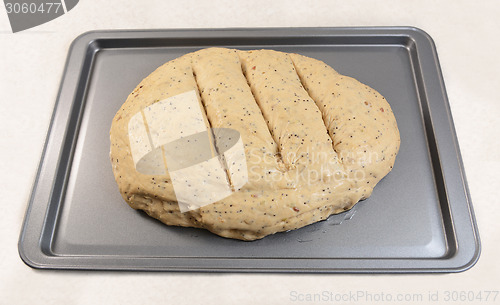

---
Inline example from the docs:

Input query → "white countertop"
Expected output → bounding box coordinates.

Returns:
[1,1,499,304]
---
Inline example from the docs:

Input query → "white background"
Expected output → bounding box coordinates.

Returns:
[0,1,499,304]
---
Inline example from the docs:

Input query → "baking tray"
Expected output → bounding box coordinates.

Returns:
[18,27,480,272]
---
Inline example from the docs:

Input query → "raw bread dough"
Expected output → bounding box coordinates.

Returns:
[110,47,400,240]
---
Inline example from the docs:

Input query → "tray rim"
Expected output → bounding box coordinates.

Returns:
[18,26,481,273]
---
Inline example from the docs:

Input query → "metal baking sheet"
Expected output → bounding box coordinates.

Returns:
[18,27,480,272]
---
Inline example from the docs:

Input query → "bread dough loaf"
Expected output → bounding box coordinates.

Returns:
[109,48,400,240]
